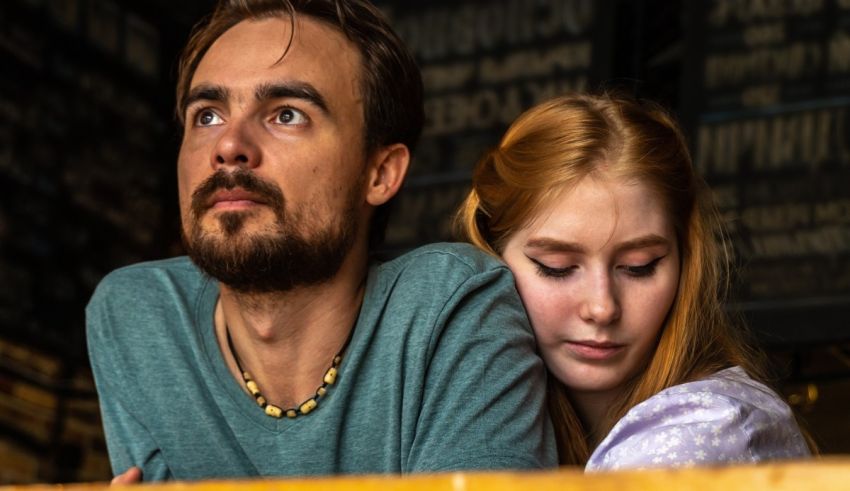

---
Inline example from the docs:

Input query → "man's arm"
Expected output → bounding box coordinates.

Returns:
[86,274,173,481]
[94,390,173,480]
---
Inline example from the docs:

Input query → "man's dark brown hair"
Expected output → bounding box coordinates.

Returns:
[176,0,424,248]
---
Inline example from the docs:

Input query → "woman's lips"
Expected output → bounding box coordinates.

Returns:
[565,340,626,361]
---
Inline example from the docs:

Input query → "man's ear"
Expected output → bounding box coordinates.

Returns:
[365,143,410,206]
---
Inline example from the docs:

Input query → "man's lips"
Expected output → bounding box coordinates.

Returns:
[565,340,626,360]
[207,189,268,209]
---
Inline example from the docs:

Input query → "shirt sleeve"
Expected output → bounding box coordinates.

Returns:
[586,378,811,471]
[403,255,558,472]
[97,395,173,480]
[86,274,173,481]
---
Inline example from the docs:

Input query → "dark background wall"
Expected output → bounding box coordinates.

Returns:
[0,0,848,483]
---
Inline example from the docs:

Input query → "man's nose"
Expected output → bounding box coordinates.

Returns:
[211,121,260,170]
[578,272,621,326]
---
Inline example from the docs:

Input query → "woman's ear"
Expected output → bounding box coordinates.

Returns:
[365,143,410,206]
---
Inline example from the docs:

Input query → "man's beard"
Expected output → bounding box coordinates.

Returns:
[183,169,358,294]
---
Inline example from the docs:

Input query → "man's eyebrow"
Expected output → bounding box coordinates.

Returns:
[255,82,329,115]
[184,84,230,110]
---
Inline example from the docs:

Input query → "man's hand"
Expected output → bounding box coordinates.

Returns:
[111,466,142,485]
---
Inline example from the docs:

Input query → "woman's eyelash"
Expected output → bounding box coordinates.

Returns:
[623,256,665,277]
[529,258,576,279]
[528,255,666,279]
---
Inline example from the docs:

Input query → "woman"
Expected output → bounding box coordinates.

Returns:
[456,93,812,469]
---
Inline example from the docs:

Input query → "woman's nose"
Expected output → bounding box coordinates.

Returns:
[578,273,621,326]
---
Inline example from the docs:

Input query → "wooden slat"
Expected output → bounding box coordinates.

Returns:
[3,458,850,491]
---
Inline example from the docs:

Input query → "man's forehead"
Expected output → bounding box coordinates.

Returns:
[194,16,358,81]
[188,16,363,108]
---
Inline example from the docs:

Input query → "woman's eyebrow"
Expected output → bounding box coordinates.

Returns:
[613,235,670,254]
[524,238,585,253]
[524,235,670,254]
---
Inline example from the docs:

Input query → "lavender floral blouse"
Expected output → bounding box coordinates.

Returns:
[586,366,810,471]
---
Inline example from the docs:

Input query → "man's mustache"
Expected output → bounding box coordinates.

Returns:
[190,170,285,218]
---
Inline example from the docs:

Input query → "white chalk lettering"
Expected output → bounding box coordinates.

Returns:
[421,63,476,92]
[393,0,595,61]
[425,87,524,136]
[696,108,839,176]
[742,22,786,47]
[740,84,780,107]
[750,225,850,257]
[478,41,591,84]
[829,29,850,73]
[763,110,831,171]
[741,203,812,231]
[705,42,822,88]
[709,0,825,27]
[525,77,588,103]
[425,77,587,136]
[814,199,850,224]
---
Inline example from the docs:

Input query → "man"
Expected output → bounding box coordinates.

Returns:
[87,0,555,482]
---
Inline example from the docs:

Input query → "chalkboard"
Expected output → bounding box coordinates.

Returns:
[682,0,850,344]
[0,0,180,360]
[378,0,614,250]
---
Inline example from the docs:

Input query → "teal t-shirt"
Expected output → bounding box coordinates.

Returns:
[86,243,556,480]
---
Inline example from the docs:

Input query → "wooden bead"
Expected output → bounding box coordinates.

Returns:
[227,326,349,419]
[324,367,338,385]
[265,404,283,418]
[300,399,318,415]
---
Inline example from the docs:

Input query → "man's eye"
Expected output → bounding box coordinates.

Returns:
[195,109,223,126]
[275,107,309,125]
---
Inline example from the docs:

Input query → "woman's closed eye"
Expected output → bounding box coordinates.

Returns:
[528,257,577,279]
[622,256,665,278]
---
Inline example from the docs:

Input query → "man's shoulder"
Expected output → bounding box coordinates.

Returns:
[379,242,506,278]
[86,256,213,351]
[99,256,199,282]
[364,242,521,329]
[89,256,206,306]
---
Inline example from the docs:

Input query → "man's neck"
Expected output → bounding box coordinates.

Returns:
[214,249,368,408]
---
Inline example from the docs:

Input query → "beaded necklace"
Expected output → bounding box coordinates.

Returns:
[224,325,353,419]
